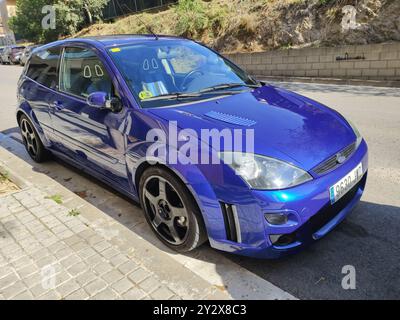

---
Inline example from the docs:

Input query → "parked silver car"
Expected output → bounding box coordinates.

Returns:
[0,45,25,65]
[0,47,7,64]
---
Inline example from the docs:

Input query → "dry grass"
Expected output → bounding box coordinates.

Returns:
[0,172,19,196]
[75,0,265,45]
[74,0,390,53]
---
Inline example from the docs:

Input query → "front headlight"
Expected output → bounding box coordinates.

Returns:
[218,152,312,190]
[347,119,362,149]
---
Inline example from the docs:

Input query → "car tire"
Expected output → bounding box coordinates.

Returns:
[139,166,208,252]
[18,115,49,163]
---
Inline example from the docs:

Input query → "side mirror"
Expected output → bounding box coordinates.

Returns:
[106,97,123,113]
[87,91,107,108]
[87,91,122,113]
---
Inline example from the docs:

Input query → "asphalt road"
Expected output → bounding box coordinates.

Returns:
[0,64,399,299]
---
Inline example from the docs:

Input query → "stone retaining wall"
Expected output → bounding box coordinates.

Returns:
[225,42,400,82]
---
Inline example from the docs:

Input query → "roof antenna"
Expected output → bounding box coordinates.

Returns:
[137,16,159,40]
[119,4,159,40]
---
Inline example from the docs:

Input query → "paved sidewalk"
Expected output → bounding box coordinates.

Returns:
[0,186,229,300]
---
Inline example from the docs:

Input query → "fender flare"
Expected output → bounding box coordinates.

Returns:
[16,103,51,148]
[126,142,228,242]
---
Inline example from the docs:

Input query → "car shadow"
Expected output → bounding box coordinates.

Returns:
[225,200,400,299]
[1,129,399,299]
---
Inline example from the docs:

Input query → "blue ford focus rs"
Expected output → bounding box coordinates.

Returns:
[16,35,368,258]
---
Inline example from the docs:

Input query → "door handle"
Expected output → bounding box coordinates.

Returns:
[52,101,64,111]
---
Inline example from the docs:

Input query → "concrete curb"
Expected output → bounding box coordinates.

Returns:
[0,132,296,300]
[0,162,31,190]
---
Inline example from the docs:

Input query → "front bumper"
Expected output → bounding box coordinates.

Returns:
[210,140,368,259]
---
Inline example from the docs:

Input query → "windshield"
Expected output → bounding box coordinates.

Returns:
[108,39,256,108]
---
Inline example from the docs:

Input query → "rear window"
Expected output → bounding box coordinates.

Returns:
[26,47,61,89]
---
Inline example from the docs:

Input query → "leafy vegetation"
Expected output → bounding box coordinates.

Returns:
[68,208,81,217]
[174,0,208,38]
[0,171,10,183]
[45,194,63,204]
[9,0,109,43]
[10,0,396,53]
[318,0,335,5]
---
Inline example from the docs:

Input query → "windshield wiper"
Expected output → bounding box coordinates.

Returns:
[199,83,261,93]
[142,89,245,101]
[143,92,202,101]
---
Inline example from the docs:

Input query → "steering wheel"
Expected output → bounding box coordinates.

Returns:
[181,69,204,91]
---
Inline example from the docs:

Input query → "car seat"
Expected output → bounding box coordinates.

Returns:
[138,48,177,96]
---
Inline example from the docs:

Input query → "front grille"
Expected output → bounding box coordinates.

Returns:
[278,173,367,246]
[307,173,367,234]
[313,142,356,175]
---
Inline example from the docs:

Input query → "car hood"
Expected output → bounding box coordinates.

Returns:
[148,85,356,171]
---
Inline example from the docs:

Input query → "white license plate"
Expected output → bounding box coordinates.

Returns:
[329,163,363,204]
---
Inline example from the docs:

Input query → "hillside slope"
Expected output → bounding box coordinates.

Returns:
[76,0,400,53]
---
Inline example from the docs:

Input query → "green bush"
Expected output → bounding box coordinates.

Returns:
[174,0,209,37]
[318,0,336,5]
[207,2,229,37]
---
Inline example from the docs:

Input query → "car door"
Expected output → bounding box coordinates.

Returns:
[20,46,62,137]
[50,45,130,191]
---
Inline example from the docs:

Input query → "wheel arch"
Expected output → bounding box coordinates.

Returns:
[16,104,50,148]
[130,157,227,243]
[135,161,204,218]
[16,109,26,125]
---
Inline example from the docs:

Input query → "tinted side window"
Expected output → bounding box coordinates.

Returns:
[26,47,61,89]
[60,47,112,98]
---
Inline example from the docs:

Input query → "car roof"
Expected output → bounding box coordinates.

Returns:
[38,34,190,51]
[84,34,186,45]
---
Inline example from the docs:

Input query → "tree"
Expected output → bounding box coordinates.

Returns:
[82,0,110,24]
[9,0,109,43]
[9,0,58,43]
